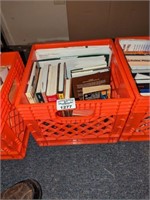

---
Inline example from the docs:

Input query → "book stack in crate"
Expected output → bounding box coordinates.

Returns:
[25,45,112,117]
[115,37,150,141]
[121,40,150,96]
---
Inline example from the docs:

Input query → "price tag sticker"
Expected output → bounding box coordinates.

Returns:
[56,98,76,111]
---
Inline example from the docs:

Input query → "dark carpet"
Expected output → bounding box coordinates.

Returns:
[1,136,149,199]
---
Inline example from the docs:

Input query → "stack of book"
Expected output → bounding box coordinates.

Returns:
[121,39,150,96]
[71,66,110,100]
[25,45,112,104]
[25,61,68,103]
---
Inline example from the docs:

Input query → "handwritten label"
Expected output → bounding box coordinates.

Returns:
[56,98,76,111]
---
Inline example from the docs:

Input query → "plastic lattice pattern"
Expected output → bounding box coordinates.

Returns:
[134,113,150,136]
[30,115,120,146]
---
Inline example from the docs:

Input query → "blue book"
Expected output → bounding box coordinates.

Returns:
[139,88,150,93]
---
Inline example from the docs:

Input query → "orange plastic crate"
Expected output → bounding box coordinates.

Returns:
[115,36,150,141]
[0,52,30,159]
[15,39,134,146]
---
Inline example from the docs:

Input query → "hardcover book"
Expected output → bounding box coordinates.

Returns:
[46,64,58,102]
[72,71,110,100]
[25,62,40,103]
[57,62,67,99]
[35,64,49,103]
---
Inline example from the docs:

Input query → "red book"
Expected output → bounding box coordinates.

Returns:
[46,94,58,102]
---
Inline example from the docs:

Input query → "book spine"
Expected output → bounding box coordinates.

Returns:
[46,94,58,102]
[36,93,45,103]
[140,92,150,96]
[31,67,40,96]
[130,65,150,70]
[124,51,150,55]
[137,83,150,90]
[135,79,150,84]
[25,92,37,104]
[139,88,150,93]
[58,93,64,99]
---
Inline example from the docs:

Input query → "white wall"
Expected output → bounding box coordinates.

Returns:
[1,1,69,45]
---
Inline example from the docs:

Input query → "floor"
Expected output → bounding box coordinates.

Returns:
[1,136,149,199]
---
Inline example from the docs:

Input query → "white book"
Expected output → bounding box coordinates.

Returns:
[76,55,106,62]
[129,62,150,67]
[140,92,150,96]
[126,55,150,61]
[58,62,66,93]
[74,60,107,69]
[71,64,108,73]
[71,68,109,78]
[65,79,71,99]
[35,45,111,60]
[132,69,150,73]
[135,79,150,84]
[26,62,36,92]
[135,73,150,80]
[130,65,150,70]
[46,64,58,101]
[25,62,39,103]
[46,65,52,96]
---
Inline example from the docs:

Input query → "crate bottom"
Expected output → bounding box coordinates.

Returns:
[34,137,119,146]
[1,153,25,160]
[120,135,150,142]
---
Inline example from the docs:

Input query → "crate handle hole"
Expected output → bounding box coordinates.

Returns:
[56,109,94,118]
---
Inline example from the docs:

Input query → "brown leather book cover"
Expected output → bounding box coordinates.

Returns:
[72,71,110,100]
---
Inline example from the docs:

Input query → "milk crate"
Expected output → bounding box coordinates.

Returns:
[15,39,134,146]
[115,36,150,141]
[0,52,30,159]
